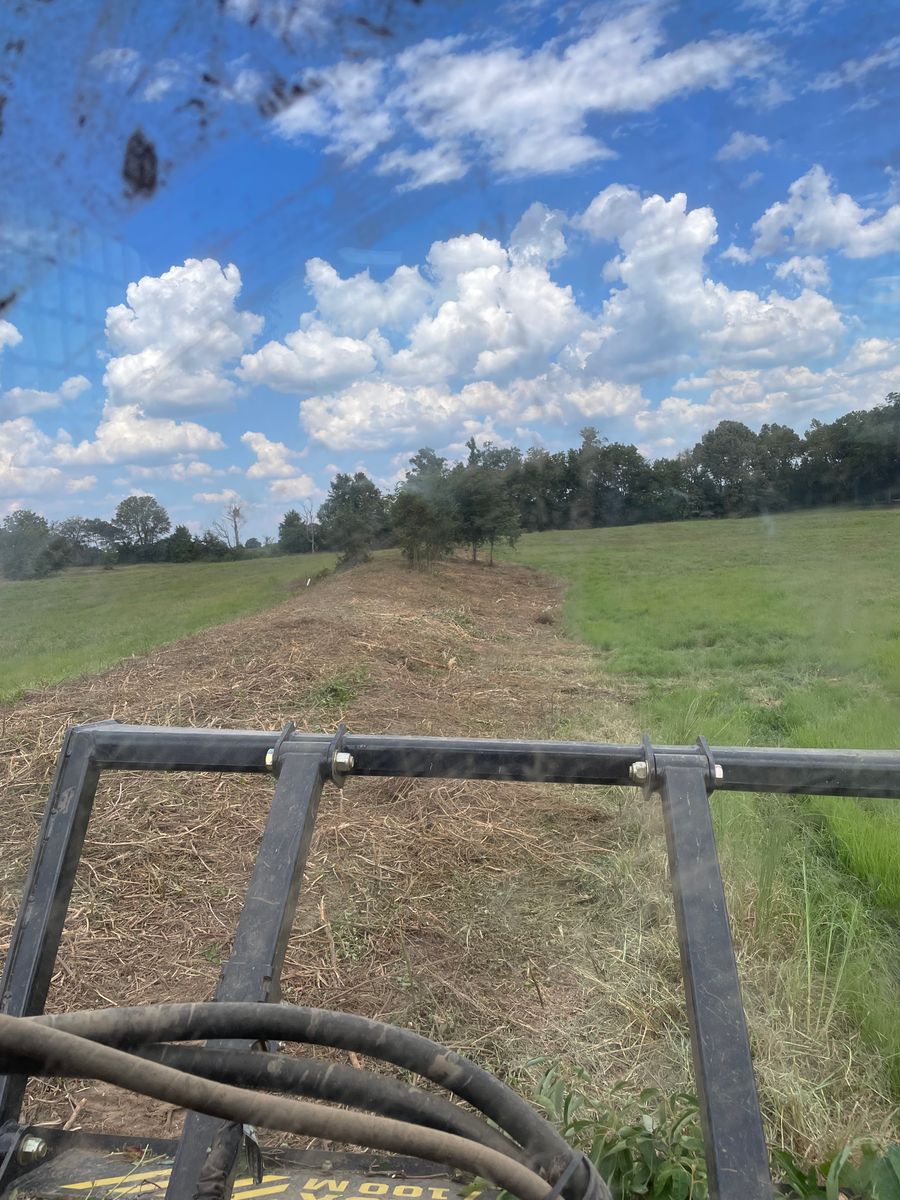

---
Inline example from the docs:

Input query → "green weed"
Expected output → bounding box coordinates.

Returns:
[308,667,368,709]
[535,1069,707,1200]
[432,606,480,635]
[490,1069,900,1200]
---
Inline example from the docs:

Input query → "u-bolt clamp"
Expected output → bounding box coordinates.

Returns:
[629,734,723,796]
[327,721,355,786]
[265,721,296,775]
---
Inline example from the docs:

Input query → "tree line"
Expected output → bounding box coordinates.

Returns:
[304,390,900,567]
[3,392,898,580]
[0,495,260,580]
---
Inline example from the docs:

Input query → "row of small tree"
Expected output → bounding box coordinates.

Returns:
[393,443,520,566]
[275,443,521,570]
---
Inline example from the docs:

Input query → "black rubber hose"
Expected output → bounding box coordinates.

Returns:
[138,1045,528,1164]
[0,1014,551,1200]
[4,1042,523,1161]
[29,1004,607,1200]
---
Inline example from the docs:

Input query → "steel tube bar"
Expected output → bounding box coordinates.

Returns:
[0,729,101,1126]
[81,723,900,798]
[164,750,326,1200]
[659,763,771,1200]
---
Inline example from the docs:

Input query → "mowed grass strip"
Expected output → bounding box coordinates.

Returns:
[505,507,900,1099]
[0,554,335,702]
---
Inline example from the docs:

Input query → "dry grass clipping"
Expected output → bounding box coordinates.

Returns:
[0,559,630,1136]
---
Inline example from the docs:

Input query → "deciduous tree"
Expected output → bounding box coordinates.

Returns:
[114,495,171,552]
[0,510,68,579]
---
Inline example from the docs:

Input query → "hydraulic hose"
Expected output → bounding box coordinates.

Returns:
[150,1044,525,1160]
[0,1014,550,1200]
[17,1041,526,1163]
[28,1003,598,1200]
[1,1004,610,1200]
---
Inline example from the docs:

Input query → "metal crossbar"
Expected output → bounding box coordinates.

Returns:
[3,722,899,1200]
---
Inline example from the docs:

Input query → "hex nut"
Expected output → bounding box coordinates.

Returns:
[629,761,649,785]
[17,1135,48,1166]
[333,751,355,772]
[265,748,275,771]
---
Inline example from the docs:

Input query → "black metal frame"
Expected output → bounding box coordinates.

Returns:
[4,722,900,1200]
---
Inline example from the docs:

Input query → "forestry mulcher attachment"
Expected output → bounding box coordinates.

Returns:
[3,722,897,1200]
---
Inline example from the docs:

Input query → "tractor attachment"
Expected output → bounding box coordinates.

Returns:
[2,722,899,1200]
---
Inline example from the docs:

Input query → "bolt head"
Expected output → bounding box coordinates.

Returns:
[333,751,355,772]
[265,748,275,771]
[629,761,649,785]
[17,1135,48,1166]
[713,764,724,782]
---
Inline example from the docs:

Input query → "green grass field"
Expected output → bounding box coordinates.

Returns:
[0,553,335,702]
[508,507,900,1097]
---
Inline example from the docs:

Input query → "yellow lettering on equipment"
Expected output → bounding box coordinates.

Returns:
[231,1184,290,1199]
[64,1171,172,1191]
[233,1179,289,1190]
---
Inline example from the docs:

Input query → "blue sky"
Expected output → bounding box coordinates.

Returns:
[1,0,898,538]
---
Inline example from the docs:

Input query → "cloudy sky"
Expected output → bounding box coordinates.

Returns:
[1,0,898,537]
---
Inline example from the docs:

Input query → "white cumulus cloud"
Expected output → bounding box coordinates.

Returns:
[389,234,582,384]
[270,7,770,188]
[276,183,868,453]
[716,131,771,161]
[0,374,90,418]
[0,418,64,497]
[774,255,830,290]
[299,372,645,451]
[0,320,22,353]
[104,258,263,412]
[748,165,900,259]
[274,59,393,164]
[637,336,900,445]
[304,258,429,338]
[509,203,568,267]
[388,12,768,184]
[239,321,380,393]
[242,431,301,478]
[574,183,842,376]
[66,475,98,493]
[128,460,220,482]
[54,404,226,466]
[193,488,243,504]
[269,474,317,500]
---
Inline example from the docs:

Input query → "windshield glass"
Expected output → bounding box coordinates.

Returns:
[1,0,898,1192]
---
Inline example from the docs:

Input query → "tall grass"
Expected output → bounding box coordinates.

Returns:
[505,508,900,1103]
[812,798,900,908]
